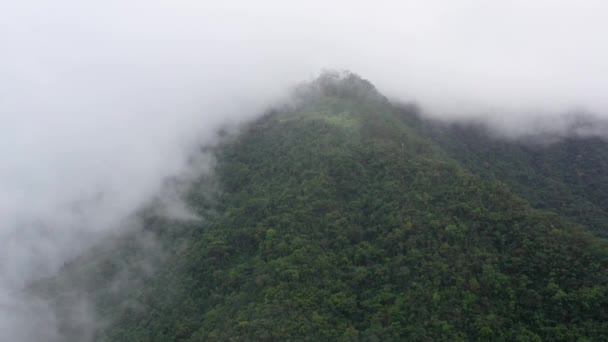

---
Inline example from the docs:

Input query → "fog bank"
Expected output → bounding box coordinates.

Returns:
[2,0,608,339]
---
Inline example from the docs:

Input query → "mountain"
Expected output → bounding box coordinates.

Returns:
[41,72,608,341]
[402,114,608,238]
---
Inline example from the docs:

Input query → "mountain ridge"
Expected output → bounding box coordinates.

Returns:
[41,72,608,341]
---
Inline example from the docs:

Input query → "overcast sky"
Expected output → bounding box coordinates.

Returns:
[1,0,608,339]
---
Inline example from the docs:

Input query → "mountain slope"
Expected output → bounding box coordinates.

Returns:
[47,73,608,341]
[400,116,608,238]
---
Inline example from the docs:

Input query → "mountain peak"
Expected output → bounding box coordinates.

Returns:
[295,70,387,104]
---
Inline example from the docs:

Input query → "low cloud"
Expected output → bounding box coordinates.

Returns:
[2,0,608,339]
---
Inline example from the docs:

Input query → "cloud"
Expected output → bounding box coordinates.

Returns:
[1,0,608,339]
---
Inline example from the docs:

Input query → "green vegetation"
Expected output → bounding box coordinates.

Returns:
[408,118,608,237]
[45,72,608,341]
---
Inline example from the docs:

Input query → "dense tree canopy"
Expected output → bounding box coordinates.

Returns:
[409,116,608,238]
[43,73,608,341]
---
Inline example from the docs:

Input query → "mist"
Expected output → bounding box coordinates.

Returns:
[2,0,608,340]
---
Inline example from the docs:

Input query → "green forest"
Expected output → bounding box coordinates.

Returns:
[41,73,608,341]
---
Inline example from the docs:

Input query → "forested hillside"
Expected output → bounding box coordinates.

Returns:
[43,73,608,341]
[402,114,608,238]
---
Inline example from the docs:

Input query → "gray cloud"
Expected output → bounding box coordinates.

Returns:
[1,0,608,339]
